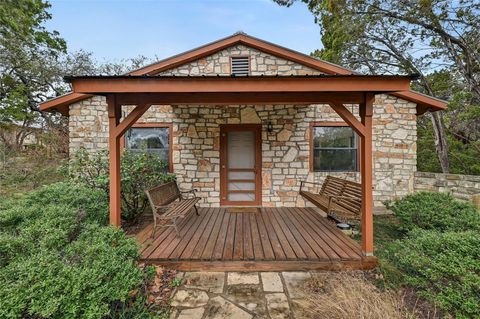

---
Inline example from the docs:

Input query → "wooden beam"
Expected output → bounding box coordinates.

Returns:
[359,93,375,256]
[113,103,150,137]
[329,103,366,137]
[69,75,412,94]
[114,92,367,106]
[107,95,122,227]
[140,259,378,271]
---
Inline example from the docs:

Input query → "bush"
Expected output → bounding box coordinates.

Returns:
[387,191,480,233]
[385,230,480,319]
[68,149,175,223]
[0,183,147,319]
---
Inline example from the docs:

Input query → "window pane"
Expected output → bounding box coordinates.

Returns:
[314,149,357,172]
[314,126,355,148]
[125,127,170,167]
[126,127,169,150]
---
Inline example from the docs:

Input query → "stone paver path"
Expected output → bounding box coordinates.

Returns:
[170,271,315,319]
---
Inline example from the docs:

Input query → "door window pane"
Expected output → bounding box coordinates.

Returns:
[228,171,255,180]
[228,182,256,191]
[228,193,256,201]
[227,131,255,169]
[312,126,358,172]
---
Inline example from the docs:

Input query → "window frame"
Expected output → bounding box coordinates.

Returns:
[309,121,359,172]
[122,122,173,173]
[230,55,251,76]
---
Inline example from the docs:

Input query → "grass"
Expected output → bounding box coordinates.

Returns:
[300,272,417,319]
[0,148,66,198]
[351,215,406,287]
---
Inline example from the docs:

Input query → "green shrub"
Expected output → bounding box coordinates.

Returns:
[68,149,175,223]
[0,183,147,319]
[385,230,480,319]
[387,191,480,233]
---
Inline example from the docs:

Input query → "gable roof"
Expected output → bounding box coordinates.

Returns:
[39,32,447,115]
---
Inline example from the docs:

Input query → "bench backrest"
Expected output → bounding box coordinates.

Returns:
[319,176,345,198]
[320,176,362,214]
[145,181,181,208]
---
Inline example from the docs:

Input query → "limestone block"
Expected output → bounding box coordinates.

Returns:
[277,129,292,142]
[227,272,259,285]
[240,107,261,123]
[282,147,298,162]
[261,273,283,292]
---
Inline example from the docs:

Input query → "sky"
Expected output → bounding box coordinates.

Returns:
[45,0,322,63]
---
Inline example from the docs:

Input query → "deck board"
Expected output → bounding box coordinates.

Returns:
[133,207,376,271]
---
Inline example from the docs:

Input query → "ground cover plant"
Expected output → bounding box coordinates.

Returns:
[373,192,480,318]
[386,191,480,233]
[0,183,156,319]
[386,230,480,319]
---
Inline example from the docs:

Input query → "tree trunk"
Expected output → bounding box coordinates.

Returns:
[430,111,449,173]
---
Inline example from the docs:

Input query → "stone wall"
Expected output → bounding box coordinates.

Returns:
[69,95,109,153]
[68,95,416,208]
[67,44,417,209]
[414,172,480,201]
[159,44,322,76]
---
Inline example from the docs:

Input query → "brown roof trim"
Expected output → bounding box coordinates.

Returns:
[392,90,447,115]
[39,92,93,115]
[68,75,413,94]
[130,32,353,76]
[64,74,418,80]
[39,32,447,115]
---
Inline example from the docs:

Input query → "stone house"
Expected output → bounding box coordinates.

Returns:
[40,33,446,212]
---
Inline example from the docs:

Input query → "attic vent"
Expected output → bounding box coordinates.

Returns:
[231,56,250,76]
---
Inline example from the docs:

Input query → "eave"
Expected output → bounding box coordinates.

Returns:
[39,32,448,115]
[66,75,414,96]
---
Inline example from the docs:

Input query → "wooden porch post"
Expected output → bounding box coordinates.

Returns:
[106,95,151,227]
[360,93,375,255]
[107,95,122,227]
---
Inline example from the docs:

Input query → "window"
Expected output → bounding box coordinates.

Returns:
[311,124,358,172]
[125,124,172,171]
[231,56,250,76]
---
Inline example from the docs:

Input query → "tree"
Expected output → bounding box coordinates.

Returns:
[0,1,154,151]
[0,0,67,150]
[275,0,480,174]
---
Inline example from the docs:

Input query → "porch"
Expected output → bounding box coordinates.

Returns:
[62,72,421,259]
[131,207,377,271]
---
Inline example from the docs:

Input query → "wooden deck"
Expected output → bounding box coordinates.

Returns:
[132,207,377,271]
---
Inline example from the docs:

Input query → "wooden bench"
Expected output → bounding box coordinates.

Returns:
[300,176,362,224]
[145,181,201,237]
